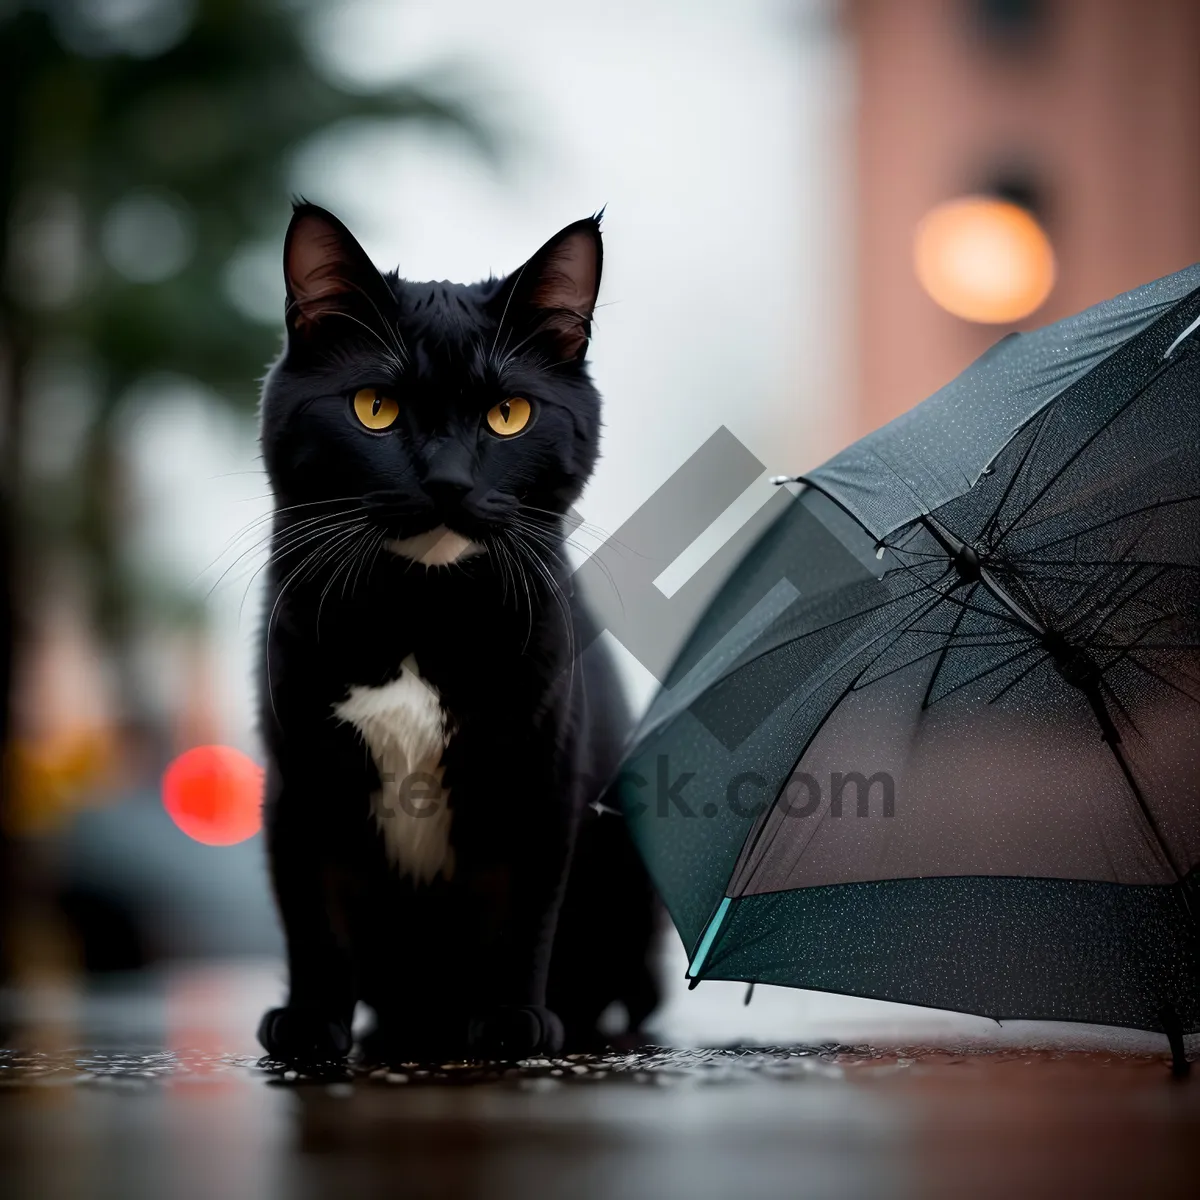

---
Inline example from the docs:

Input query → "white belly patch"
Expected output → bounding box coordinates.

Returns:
[333,655,455,884]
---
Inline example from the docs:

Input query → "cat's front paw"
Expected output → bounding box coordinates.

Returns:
[257,1006,352,1064]
[467,1005,564,1060]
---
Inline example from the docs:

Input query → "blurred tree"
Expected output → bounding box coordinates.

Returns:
[0,0,493,962]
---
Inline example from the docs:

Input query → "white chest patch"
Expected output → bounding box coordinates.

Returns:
[333,655,455,884]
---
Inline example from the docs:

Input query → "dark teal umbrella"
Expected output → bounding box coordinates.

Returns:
[620,264,1200,1072]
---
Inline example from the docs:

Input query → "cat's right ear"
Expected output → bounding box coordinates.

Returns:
[283,203,392,339]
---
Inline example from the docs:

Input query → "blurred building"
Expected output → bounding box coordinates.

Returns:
[849,0,1200,432]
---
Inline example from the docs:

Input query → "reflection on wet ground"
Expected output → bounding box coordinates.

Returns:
[0,1043,870,1087]
[1,965,1196,1200]
[0,1041,1179,1087]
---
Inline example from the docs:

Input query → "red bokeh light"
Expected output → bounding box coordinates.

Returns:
[162,745,264,846]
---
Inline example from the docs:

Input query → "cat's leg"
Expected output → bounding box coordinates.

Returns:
[462,802,576,1060]
[257,761,356,1063]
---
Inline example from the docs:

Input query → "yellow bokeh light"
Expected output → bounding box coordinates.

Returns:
[914,196,1056,324]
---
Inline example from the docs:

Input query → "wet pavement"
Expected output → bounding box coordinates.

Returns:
[1,963,1196,1199]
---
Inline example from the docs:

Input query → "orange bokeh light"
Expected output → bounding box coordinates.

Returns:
[914,195,1056,324]
[162,745,264,846]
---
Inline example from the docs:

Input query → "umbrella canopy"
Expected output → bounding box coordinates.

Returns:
[620,264,1200,1045]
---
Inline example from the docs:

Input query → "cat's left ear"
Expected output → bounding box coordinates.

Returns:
[498,216,603,362]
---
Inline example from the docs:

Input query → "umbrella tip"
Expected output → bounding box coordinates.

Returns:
[769,475,797,486]
[1160,1005,1192,1079]
[687,977,701,991]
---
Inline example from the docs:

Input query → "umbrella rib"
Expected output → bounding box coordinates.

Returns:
[1060,564,1169,636]
[984,563,1057,628]
[1024,425,1193,504]
[1018,558,1200,571]
[1053,565,1149,638]
[1111,641,1200,652]
[1096,675,1142,739]
[1058,607,1191,883]
[1053,517,1168,623]
[728,590,951,895]
[908,631,1026,647]
[981,649,1045,707]
[1094,597,1182,635]
[1091,611,1185,654]
[890,550,954,565]
[854,636,1030,693]
[760,590,962,888]
[701,575,937,693]
[919,582,1030,633]
[927,644,1040,706]
[1118,655,1200,707]
[1096,725,1185,884]
[1002,568,1106,587]
[992,354,1186,547]
[998,447,1193,545]
[980,408,1055,546]
[1004,494,1200,558]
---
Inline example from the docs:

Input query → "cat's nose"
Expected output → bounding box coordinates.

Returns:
[423,441,476,510]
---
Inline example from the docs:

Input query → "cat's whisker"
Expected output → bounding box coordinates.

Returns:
[508,518,588,559]
[512,520,622,563]
[266,518,371,604]
[490,303,588,377]
[264,530,347,718]
[505,527,578,701]
[496,535,526,614]
[326,273,411,368]
[298,305,406,377]
[304,520,370,591]
[285,290,407,376]
[239,529,363,609]
[207,509,367,601]
[259,515,371,581]
[503,540,526,612]
[508,514,626,601]
[204,497,368,578]
[263,540,340,720]
[517,504,638,555]
[525,515,611,545]
[347,527,387,600]
[257,516,372,654]
[488,259,531,366]
[490,324,549,377]
[499,539,517,607]
[231,518,366,627]
[204,514,326,587]
[316,523,374,637]
[497,530,537,650]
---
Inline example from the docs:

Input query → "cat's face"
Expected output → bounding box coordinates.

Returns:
[260,203,603,567]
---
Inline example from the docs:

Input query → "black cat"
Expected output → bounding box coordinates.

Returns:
[255,203,658,1064]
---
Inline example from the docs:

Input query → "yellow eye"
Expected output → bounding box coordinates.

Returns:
[353,388,399,431]
[486,397,532,437]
